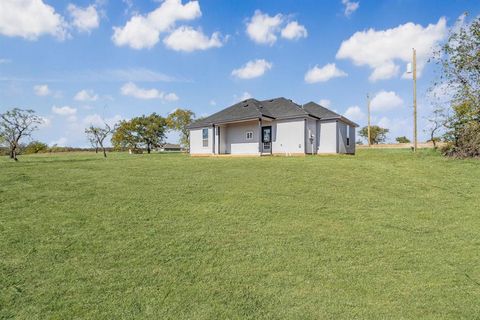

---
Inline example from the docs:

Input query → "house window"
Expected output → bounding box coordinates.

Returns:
[202,128,209,147]
[346,125,350,146]
[246,131,253,140]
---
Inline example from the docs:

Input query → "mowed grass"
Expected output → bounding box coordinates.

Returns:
[1,149,479,319]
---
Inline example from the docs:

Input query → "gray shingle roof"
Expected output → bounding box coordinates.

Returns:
[260,97,310,119]
[303,102,341,119]
[188,97,358,128]
[302,102,359,127]
[188,98,268,128]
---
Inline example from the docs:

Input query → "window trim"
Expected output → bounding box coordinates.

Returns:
[202,128,209,148]
[346,125,350,146]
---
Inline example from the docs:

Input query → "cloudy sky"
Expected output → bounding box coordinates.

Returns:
[1,0,479,146]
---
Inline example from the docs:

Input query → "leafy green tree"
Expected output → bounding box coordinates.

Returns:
[167,109,195,150]
[23,141,48,154]
[359,125,389,144]
[395,136,411,144]
[112,120,141,151]
[112,113,167,153]
[0,108,42,161]
[432,14,480,157]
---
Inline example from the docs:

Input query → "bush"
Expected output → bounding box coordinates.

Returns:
[395,136,411,143]
[23,141,49,154]
[442,122,480,158]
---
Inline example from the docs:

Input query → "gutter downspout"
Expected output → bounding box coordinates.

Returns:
[304,118,307,155]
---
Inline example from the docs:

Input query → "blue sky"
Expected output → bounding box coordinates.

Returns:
[1,0,479,146]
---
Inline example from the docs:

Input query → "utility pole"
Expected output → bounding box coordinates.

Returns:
[367,93,371,147]
[413,48,418,152]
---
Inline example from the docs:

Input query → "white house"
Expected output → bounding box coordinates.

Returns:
[188,97,358,156]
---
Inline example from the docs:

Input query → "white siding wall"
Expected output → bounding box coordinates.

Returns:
[218,125,227,154]
[190,127,214,155]
[337,121,356,154]
[190,118,352,155]
[272,119,305,154]
[225,121,260,155]
[347,123,356,154]
[305,118,316,154]
[317,120,337,154]
[338,121,347,154]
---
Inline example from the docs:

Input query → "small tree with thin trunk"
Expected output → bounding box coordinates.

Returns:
[167,109,195,151]
[425,107,447,149]
[359,125,389,144]
[0,108,42,161]
[87,134,99,153]
[85,123,112,158]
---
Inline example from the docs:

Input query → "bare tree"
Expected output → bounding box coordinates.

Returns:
[426,107,447,149]
[85,123,112,158]
[0,108,42,161]
[87,134,99,153]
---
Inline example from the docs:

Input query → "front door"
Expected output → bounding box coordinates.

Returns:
[262,126,272,153]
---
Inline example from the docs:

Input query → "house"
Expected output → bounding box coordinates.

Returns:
[188,97,358,156]
[159,143,182,152]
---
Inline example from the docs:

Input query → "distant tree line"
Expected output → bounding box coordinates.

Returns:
[0,106,196,161]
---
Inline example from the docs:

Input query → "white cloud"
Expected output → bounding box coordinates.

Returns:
[336,18,447,81]
[0,58,11,64]
[34,84,51,96]
[344,105,365,122]
[305,63,347,83]
[68,4,100,33]
[52,105,77,116]
[281,21,307,40]
[164,92,179,101]
[342,0,359,17]
[370,91,403,112]
[74,89,99,101]
[209,100,216,106]
[246,10,308,45]
[112,0,201,49]
[50,137,68,147]
[52,105,77,122]
[234,92,253,102]
[231,59,272,79]
[163,26,223,52]
[38,116,52,128]
[246,10,283,45]
[0,0,68,40]
[120,82,178,101]
[319,99,331,108]
[375,116,410,141]
[83,114,123,127]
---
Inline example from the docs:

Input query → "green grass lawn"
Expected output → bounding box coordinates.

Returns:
[1,149,479,319]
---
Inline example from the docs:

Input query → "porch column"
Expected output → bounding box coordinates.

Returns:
[212,124,216,154]
[258,118,262,154]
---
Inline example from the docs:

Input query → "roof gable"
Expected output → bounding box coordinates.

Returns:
[260,97,310,119]
[302,102,359,127]
[302,102,341,119]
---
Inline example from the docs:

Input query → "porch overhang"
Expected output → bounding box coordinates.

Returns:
[189,116,274,129]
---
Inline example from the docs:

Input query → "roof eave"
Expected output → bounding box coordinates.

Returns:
[188,115,275,129]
